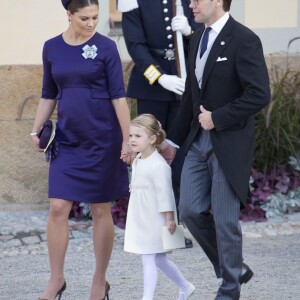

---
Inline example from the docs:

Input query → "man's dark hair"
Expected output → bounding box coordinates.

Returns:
[223,0,232,12]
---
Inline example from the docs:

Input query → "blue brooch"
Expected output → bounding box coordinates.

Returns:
[82,44,98,59]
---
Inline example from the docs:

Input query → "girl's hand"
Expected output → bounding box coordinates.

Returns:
[120,141,134,165]
[166,219,176,235]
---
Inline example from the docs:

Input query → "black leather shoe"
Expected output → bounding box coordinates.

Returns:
[239,263,254,284]
[184,237,193,248]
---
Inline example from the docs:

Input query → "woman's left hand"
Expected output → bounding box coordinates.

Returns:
[120,141,135,165]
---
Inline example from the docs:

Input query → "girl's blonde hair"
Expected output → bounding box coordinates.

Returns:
[131,114,166,146]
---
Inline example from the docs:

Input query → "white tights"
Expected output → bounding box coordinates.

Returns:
[141,253,190,300]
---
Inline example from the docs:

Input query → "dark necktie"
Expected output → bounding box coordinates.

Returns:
[200,27,212,58]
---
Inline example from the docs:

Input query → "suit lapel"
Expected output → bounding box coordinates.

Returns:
[201,16,235,91]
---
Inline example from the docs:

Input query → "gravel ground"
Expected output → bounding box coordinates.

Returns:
[0,215,300,299]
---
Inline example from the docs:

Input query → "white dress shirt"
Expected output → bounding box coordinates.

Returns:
[196,12,230,88]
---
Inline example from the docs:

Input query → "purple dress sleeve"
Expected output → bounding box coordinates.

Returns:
[104,41,126,100]
[41,42,58,100]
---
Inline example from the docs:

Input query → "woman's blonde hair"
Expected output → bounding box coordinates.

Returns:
[131,114,166,146]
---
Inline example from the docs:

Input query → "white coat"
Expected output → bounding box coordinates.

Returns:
[124,150,177,254]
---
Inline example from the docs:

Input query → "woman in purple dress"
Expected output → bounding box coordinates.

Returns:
[31,1,132,299]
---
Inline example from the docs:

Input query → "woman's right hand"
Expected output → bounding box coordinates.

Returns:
[30,98,57,152]
[31,135,43,152]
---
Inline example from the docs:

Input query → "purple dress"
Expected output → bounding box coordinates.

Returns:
[41,33,129,203]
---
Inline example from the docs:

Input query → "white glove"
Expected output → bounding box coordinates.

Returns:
[158,75,185,95]
[171,15,192,36]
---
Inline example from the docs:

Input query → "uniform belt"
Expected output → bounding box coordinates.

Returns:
[149,48,176,60]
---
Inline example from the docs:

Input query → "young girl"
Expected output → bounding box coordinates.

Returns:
[124,114,195,300]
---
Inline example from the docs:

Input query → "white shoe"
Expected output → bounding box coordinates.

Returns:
[177,283,195,300]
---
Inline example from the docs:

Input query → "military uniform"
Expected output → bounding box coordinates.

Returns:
[119,0,201,130]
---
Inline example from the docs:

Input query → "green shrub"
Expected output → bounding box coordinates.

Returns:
[254,66,300,171]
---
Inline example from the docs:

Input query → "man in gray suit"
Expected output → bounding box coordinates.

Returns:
[161,0,270,299]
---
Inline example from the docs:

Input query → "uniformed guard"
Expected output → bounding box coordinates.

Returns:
[119,0,202,248]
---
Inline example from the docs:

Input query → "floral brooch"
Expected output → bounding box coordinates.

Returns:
[82,44,98,59]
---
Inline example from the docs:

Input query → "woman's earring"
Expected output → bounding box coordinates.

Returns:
[68,18,71,23]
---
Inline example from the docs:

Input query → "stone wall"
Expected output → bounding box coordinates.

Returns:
[0,65,50,210]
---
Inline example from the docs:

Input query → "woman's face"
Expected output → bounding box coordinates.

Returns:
[68,4,99,37]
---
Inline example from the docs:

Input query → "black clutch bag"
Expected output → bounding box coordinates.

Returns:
[38,120,56,151]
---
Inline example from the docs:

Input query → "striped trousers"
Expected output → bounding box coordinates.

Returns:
[180,130,243,300]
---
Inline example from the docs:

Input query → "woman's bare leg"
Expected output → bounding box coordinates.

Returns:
[89,202,114,300]
[39,198,72,299]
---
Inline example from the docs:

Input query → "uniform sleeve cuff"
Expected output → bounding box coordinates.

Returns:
[144,64,162,85]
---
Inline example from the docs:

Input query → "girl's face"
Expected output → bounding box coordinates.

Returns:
[129,125,156,158]
[68,5,99,38]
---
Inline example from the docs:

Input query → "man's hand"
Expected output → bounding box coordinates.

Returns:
[158,74,185,95]
[171,15,192,36]
[199,105,215,130]
[158,140,177,165]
